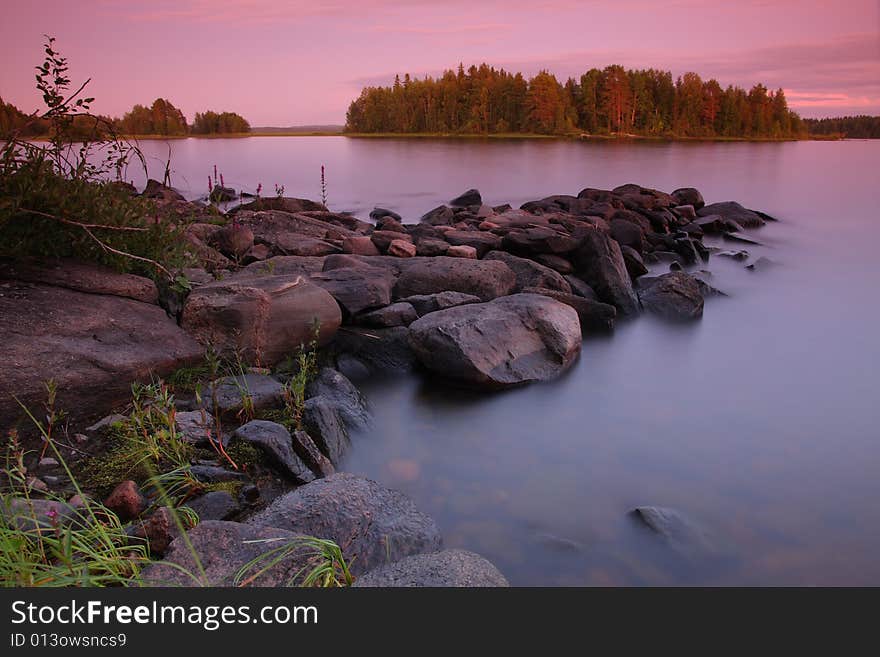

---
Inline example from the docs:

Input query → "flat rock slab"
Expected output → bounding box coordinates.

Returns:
[408,293,581,388]
[354,549,509,587]
[0,282,202,430]
[0,258,159,304]
[246,473,442,575]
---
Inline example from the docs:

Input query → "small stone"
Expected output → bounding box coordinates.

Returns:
[446,245,478,259]
[104,480,146,521]
[38,457,59,469]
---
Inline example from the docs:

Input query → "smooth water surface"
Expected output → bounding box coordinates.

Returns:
[140,137,879,585]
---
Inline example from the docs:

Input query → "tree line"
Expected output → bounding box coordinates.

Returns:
[0,97,250,137]
[803,115,880,139]
[345,63,810,138]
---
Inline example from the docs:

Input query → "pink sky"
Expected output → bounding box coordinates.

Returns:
[1,0,878,125]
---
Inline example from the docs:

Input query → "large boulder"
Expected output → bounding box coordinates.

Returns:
[572,228,639,315]
[638,272,704,320]
[501,226,580,256]
[484,251,572,293]
[449,189,482,207]
[0,281,202,430]
[181,275,340,365]
[310,266,395,316]
[697,201,764,229]
[140,521,317,586]
[353,549,509,587]
[671,188,705,210]
[408,293,581,388]
[246,473,442,575]
[230,197,327,214]
[394,257,516,302]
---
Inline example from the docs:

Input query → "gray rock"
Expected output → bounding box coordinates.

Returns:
[356,302,418,328]
[638,272,704,321]
[185,491,239,521]
[394,257,516,302]
[620,244,648,279]
[206,374,284,415]
[190,464,248,483]
[302,396,350,464]
[233,420,315,484]
[141,521,316,587]
[353,549,509,587]
[420,205,455,226]
[698,201,764,228]
[572,228,639,315]
[564,275,598,300]
[630,506,714,557]
[1,498,81,532]
[331,326,416,373]
[247,473,442,575]
[449,189,482,207]
[521,287,616,333]
[292,430,335,478]
[484,251,572,293]
[310,266,395,316]
[399,291,482,316]
[408,293,582,388]
[175,410,215,446]
[305,368,370,430]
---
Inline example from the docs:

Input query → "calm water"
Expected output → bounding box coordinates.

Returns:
[142,137,880,585]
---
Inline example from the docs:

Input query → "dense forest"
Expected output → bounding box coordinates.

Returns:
[0,97,250,137]
[345,64,809,138]
[803,115,880,139]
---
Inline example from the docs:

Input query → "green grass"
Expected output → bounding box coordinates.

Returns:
[234,536,354,587]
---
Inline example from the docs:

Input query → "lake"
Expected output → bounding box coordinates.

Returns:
[139,136,880,585]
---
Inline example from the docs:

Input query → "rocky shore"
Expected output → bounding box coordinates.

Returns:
[0,179,775,586]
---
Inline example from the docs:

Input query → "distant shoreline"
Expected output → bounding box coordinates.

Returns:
[110,131,847,142]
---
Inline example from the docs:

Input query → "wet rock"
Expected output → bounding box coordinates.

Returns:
[572,227,639,315]
[233,420,315,484]
[521,287,616,333]
[630,506,714,557]
[185,491,239,521]
[400,291,482,317]
[353,549,509,587]
[394,257,516,301]
[104,481,145,521]
[181,275,340,365]
[484,251,571,293]
[302,396,350,465]
[408,293,581,388]
[356,302,418,328]
[305,368,370,430]
[449,189,482,207]
[698,201,764,228]
[638,272,704,321]
[247,473,442,575]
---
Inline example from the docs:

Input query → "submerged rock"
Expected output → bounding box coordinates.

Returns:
[408,293,581,388]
